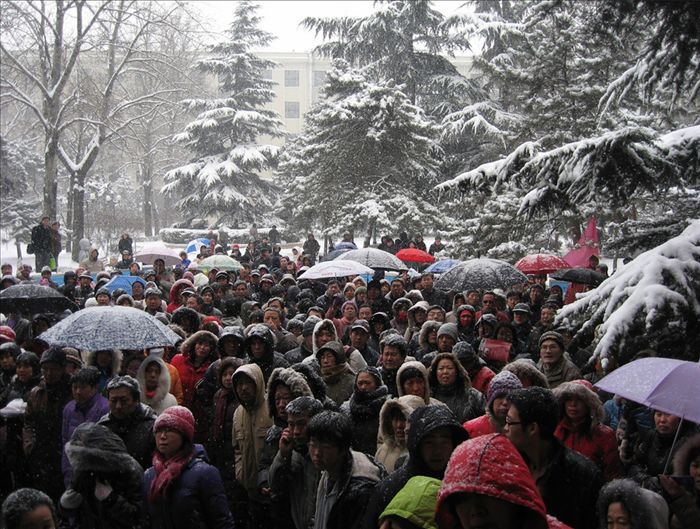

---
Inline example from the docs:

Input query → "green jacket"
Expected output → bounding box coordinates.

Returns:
[379,476,441,529]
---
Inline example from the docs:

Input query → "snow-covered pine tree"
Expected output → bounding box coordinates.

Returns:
[557,219,700,365]
[162,1,284,226]
[278,59,442,242]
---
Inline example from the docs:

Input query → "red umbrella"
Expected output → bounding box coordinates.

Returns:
[515,254,570,275]
[396,248,435,264]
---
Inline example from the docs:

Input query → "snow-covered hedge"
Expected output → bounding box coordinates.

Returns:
[557,220,700,366]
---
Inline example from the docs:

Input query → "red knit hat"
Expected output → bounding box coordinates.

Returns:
[154,406,194,442]
[0,326,16,344]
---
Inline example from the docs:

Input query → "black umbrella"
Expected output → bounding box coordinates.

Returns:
[0,284,78,314]
[39,306,182,350]
[434,258,528,292]
[550,267,607,286]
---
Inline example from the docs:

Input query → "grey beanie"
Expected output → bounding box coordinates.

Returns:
[106,374,140,399]
[436,323,458,342]
[303,316,322,337]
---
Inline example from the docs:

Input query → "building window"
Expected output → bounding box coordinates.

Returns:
[285,69,299,87]
[313,70,326,87]
[262,69,273,80]
[285,101,300,118]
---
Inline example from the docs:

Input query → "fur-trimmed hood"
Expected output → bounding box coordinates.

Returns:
[312,319,338,355]
[428,352,472,392]
[180,330,219,363]
[396,360,431,404]
[673,432,700,475]
[266,367,313,419]
[378,395,426,449]
[418,320,442,350]
[406,301,430,331]
[169,278,194,304]
[86,349,123,376]
[136,355,171,405]
[553,381,604,428]
[65,422,140,475]
[502,358,549,388]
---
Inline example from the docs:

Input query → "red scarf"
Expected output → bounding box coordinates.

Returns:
[211,387,235,442]
[148,447,195,502]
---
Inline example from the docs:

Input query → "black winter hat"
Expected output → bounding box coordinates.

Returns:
[303,316,321,337]
[406,405,468,457]
[539,331,565,350]
[16,351,40,373]
[40,346,67,367]
[0,342,22,360]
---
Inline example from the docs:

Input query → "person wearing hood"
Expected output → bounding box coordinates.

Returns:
[60,422,144,529]
[378,333,408,397]
[415,320,441,363]
[435,434,570,529]
[375,395,426,473]
[389,297,412,336]
[285,316,320,365]
[348,319,379,367]
[0,341,20,394]
[419,273,447,310]
[22,347,73,502]
[363,404,469,528]
[258,367,314,529]
[454,304,478,346]
[309,411,386,529]
[378,475,441,529]
[395,360,442,407]
[269,396,325,529]
[290,361,338,411]
[232,362,273,527]
[339,366,389,454]
[553,381,621,482]
[325,300,359,341]
[369,312,392,353]
[536,331,581,389]
[136,355,177,415]
[207,357,247,526]
[404,300,429,344]
[98,375,157,472]
[428,352,485,424]
[306,318,367,373]
[144,406,235,529]
[598,479,670,529]
[243,323,290,385]
[452,341,495,395]
[199,285,224,318]
[167,279,196,314]
[464,370,523,438]
[79,247,104,273]
[660,432,700,529]
[317,341,357,406]
[195,326,246,409]
[503,358,550,389]
[86,349,122,392]
[419,323,459,369]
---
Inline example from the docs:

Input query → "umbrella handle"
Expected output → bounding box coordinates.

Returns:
[662,416,683,475]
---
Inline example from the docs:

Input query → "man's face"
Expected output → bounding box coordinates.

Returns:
[358,307,372,320]
[287,412,312,447]
[507,295,520,309]
[1,265,12,275]
[327,283,340,296]
[459,311,474,328]
[390,281,404,297]
[391,414,407,443]
[132,282,144,297]
[513,312,528,325]
[422,275,433,290]
[427,308,444,322]
[503,405,528,451]
[381,345,403,370]
[437,334,455,352]
[108,386,139,420]
[96,293,110,305]
[41,361,64,386]
[202,291,214,304]
[403,376,425,398]
[540,307,555,326]
[146,295,161,310]
[235,283,248,297]
[418,427,455,473]
[466,291,480,306]
[530,288,544,304]
[274,384,292,420]
[96,351,112,368]
[309,438,344,472]
[414,309,427,326]
[316,329,334,348]
[260,279,272,292]
[186,297,201,312]
[481,294,496,313]
[319,350,337,369]
[235,375,256,405]
[0,353,15,371]
[350,329,369,349]
[355,372,378,393]
[264,311,281,330]
[41,217,50,227]
[154,260,165,273]
[73,382,98,405]
[249,337,266,359]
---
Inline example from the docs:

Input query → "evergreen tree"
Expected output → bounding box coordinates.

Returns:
[163,1,284,225]
[278,60,442,242]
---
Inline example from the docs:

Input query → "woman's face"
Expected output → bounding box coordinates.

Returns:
[319,350,337,369]
[156,428,184,460]
[654,411,681,436]
[221,366,236,389]
[689,454,700,492]
[436,358,457,386]
[194,341,211,360]
[356,372,378,393]
[607,501,631,529]
[565,397,588,424]
[16,363,34,383]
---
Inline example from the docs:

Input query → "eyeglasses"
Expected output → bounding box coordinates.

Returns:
[504,418,522,427]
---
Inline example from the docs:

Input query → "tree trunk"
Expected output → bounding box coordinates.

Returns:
[144,177,154,237]
[66,170,75,254]
[44,134,59,218]
[15,241,23,260]
[71,170,86,262]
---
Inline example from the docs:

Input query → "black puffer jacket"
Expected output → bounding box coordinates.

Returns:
[243,323,289,384]
[97,403,157,472]
[361,405,468,528]
[340,367,389,455]
[428,352,485,423]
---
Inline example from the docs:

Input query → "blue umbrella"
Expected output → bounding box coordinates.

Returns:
[185,238,210,254]
[103,275,146,295]
[424,259,461,274]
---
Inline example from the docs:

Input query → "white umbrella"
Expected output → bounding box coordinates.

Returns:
[297,260,374,280]
[134,245,181,266]
[336,248,408,271]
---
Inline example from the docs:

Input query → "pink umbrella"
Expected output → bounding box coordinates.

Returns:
[515,254,570,275]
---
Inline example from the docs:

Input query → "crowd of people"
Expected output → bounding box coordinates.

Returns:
[0,225,698,529]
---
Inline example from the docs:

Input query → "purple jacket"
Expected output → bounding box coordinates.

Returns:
[61,392,110,486]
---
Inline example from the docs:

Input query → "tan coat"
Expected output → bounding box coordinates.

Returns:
[232,363,273,491]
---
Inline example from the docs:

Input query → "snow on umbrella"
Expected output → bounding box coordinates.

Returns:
[424,259,461,274]
[336,248,408,271]
[434,258,528,292]
[515,253,571,275]
[297,260,374,280]
[185,238,210,255]
[134,245,181,266]
[39,306,182,351]
[595,357,700,425]
[320,248,352,262]
[395,248,435,264]
[0,284,78,314]
[550,267,606,286]
[195,255,242,272]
